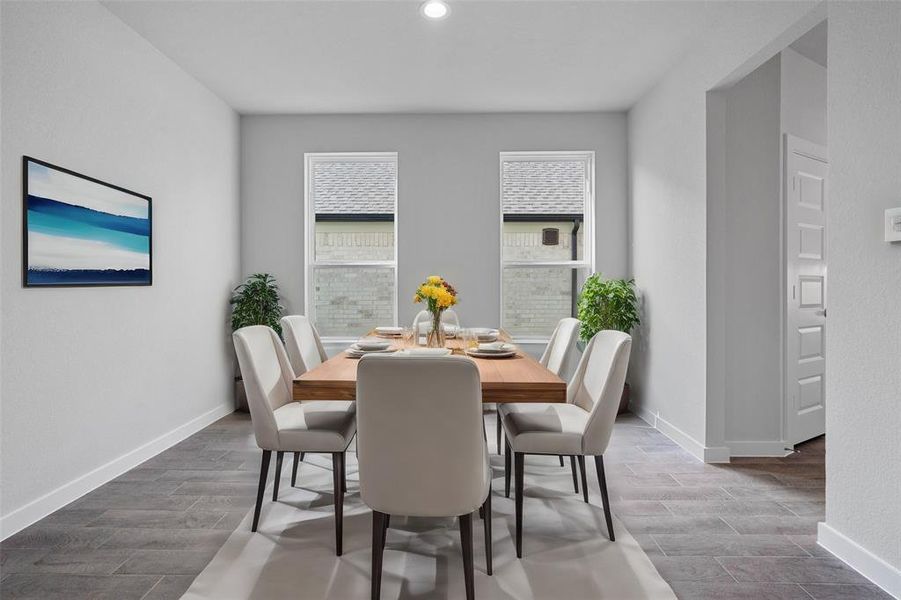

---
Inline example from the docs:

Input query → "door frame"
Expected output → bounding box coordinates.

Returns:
[781,133,828,447]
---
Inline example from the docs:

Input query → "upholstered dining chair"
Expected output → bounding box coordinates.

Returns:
[232,325,356,555]
[356,354,492,600]
[280,315,332,483]
[496,318,581,471]
[411,308,460,341]
[500,330,632,558]
[281,314,328,376]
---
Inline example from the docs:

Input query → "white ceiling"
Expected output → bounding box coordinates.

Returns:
[103,0,740,114]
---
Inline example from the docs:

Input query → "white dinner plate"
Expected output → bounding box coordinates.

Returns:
[465,348,516,359]
[345,348,396,358]
[354,340,391,351]
[470,328,500,342]
[476,342,515,353]
[374,326,403,337]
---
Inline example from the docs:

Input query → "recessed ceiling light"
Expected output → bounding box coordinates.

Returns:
[421,0,449,20]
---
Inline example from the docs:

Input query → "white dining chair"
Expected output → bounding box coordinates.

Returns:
[356,354,492,600]
[280,315,334,483]
[500,330,632,558]
[540,317,581,376]
[538,318,582,487]
[281,314,328,376]
[233,325,356,555]
[411,308,460,341]
[496,318,581,481]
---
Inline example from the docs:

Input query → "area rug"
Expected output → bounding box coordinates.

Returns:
[183,449,676,599]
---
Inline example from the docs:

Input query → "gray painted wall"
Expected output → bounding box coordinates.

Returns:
[824,0,901,579]
[628,0,821,459]
[241,113,627,333]
[721,55,784,446]
[0,1,240,535]
[781,47,827,146]
[708,47,826,456]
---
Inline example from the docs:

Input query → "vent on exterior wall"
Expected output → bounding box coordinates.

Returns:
[542,228,560,246]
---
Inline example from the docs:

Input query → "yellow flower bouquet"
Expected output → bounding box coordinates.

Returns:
[414,275,458,347]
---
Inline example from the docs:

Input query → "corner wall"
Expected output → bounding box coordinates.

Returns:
[0,1,240,538]
[820,2,901,594]
[627,0,822,460]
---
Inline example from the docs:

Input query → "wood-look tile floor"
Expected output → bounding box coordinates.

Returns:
[0,412,889,600]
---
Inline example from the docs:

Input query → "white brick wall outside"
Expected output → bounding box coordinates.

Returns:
[312,220,583,338]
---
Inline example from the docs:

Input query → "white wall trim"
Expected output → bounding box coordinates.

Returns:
[726,440,792,457]
[0,402,234,541]
[818,522,901,599]
[630,404,730,463]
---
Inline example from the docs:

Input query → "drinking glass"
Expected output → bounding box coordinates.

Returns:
[401,326,414,349]
[461,328,478,352]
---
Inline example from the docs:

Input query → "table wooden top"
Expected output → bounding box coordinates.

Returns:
[293,332,566,404]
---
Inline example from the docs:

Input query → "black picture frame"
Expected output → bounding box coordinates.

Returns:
[22,156,153,288]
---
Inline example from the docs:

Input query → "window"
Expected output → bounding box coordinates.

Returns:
[305,153,397,339]
[500,152,594,340]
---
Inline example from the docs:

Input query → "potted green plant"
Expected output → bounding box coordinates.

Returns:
[577,274,640,414]
[230,273,285,410]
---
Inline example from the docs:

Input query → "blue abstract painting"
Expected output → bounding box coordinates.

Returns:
[24,158,152,286]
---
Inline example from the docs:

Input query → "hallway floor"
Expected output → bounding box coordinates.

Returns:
[0,412,889,599]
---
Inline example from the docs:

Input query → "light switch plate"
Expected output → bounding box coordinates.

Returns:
[886,207,901,243]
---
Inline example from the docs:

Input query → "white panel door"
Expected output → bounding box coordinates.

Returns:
[785,135,828,445]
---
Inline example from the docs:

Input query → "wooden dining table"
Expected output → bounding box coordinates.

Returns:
[293,331,566,404]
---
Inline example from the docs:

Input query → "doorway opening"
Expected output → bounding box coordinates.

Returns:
[706,19,828,459]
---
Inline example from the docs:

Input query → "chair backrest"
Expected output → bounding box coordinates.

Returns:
[411,309,460,337]
[443,309,460,329]
[280,315,328,377]
[233,326,294,450]
[567,330,632,455]
[356,355,488,517]
[540,317,580,376]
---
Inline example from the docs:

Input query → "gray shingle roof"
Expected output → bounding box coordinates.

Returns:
[502,159,585,215]
[313,157,585,216]
[313,160,396,214]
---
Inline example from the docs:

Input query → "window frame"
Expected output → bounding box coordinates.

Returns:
[498,150,596,343]
[303,152,399,343]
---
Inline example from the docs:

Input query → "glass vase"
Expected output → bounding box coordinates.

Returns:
[425,311,446,348]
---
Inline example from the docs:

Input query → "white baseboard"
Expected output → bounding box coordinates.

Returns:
[726,440,792,457]
[629,403,730,463]
[818,522,901,598]
[0,402,234,541]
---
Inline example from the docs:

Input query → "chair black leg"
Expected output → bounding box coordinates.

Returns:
[291,452,300,487]
[577,455,589,503]
[301,452,306,462]
[496,413,502,454]
[514,452,524,559]
[272,451,284,501]
[594,455,615,542]
[460,513,475,600]
[371,511,387,600]
[570,456,580,494]
[382,513,389,550]
[504,439,512,498]
[332,453,344,555]
[341,451,347,494]
[483,488,493,576]
[558,455,565,467]
[251,450,271,532]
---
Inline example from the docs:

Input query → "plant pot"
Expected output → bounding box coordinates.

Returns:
[617,382,631,415]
